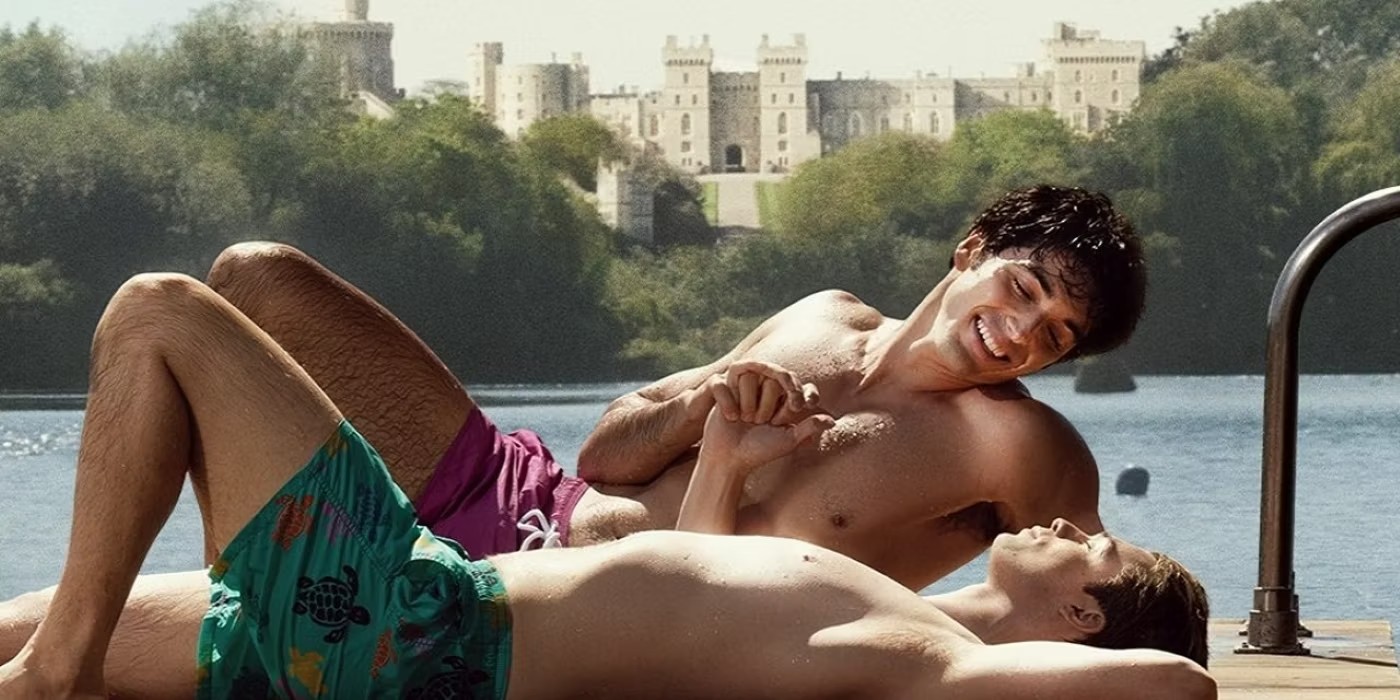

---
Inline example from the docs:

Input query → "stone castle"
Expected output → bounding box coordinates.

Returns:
[472,24,1145,175]
[307,0,398,113]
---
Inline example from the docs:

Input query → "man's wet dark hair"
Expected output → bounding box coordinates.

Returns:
[961,185,1146,360]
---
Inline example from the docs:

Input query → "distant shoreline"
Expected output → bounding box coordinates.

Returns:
[0,394,87,410]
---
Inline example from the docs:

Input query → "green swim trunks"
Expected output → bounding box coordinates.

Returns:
[196,421,512,699]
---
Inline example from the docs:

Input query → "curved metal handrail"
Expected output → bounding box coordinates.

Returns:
[1239,186,1400,654]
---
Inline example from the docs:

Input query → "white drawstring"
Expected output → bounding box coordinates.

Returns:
[517,508,563,550]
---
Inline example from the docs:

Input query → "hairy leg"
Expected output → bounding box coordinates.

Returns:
[0,571,208,700]
[207,242,473,503]
[0,273,341,695]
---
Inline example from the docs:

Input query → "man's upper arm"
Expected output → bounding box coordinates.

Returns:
[990,400,1103,532]
[577,290,852,483]
[943,643,1216,700]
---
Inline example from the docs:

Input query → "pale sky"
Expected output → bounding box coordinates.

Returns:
[6,0,1254,95]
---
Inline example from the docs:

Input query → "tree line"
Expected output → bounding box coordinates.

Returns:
[2,0,1399,390]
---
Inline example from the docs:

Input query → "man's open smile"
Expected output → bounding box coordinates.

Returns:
[975,315,1010,362]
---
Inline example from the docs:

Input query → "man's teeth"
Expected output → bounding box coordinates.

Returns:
[977,318,1007,359]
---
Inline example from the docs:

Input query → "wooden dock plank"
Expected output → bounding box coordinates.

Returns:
[1211,619,1399,698]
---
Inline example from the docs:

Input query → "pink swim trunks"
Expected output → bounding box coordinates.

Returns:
[413,407,588,557]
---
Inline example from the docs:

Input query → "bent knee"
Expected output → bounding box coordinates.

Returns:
[207,241,310,291]
[111,272,206,309]
[98,273,216,343]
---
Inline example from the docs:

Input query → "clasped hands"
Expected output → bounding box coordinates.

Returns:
[696,360,836,472]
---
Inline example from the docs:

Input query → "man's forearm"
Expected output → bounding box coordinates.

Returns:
[577,384,714,485]
[675,445,746,534]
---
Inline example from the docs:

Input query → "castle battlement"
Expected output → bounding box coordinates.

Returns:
[478,23,1144,174]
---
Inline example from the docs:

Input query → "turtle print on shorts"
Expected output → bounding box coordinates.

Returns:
[406,656,492,700]
[294,564,372,643]
[196,420,513,700]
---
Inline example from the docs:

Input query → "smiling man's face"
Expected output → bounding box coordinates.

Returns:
[925,240,1091,386]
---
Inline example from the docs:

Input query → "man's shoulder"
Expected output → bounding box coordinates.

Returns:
[943,384,1087,451]
[777,289,882,329]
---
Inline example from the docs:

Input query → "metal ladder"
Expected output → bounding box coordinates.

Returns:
[1239,186,1400,655]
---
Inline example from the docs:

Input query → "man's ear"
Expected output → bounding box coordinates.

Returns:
[952,232,986,271]
[1059,597,1106,638]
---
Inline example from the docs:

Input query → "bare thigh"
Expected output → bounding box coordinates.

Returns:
[207,242,473,502]
[97,273,343,552]
[0,572,208,700]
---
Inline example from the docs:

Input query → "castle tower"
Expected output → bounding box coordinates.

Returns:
[1043,22,1144,133]
[468,42,504,120]
[490,52,590,138]
[660,35,714,173]
[309,0,396,102]
[344,0,368,21]
[756,33,816,171]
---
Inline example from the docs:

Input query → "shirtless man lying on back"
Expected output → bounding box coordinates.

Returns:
[0,272,1208,697]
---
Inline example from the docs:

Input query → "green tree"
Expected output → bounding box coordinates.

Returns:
[292,96,622,380]
[0,104,252,387]
[1117,62,1307,371]
[91,0,349,222]
[936,109,1086,228]
[0,22,81,112]
[1184,3,1318,90]
[774,131,945,242]
[520,113,627,191]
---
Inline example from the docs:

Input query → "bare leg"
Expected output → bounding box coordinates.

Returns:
[207,242,473,503]
[1,571,209,700]
[0,273,342,695]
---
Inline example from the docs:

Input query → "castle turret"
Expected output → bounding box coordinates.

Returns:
[309,0,396,102]
[469,42,504,120]
[757,33,816,171]
[344,0,368,21]
[1043,22,1144,132]
[660,35,714,173]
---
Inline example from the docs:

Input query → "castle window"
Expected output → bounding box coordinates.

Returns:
[930,112,941,134]
[778,139,788,152]
[879,116,889,133]
[692,94,698,105]
[850,113,864,137]
[681,113,692,135]
[1074,90,1082,104]
[1112,68,1120,81]
[674,94,681,105]
[1047,91,1053,101]
[903,113,913,131]
[931,93,938,103]
[681,140,692,153]
[771,93,778,104]
[1074,69,1082,82]
[778,112,788,134]
[905,93,911,103]
[516,109,524,119]
[789,92,795,104]
[1112,89,1121,105]
[683,72,690,84]
[649,114,659,137]
[780,71,787,83]
[1031,92,1038,103]
[1003,91,1010,103]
